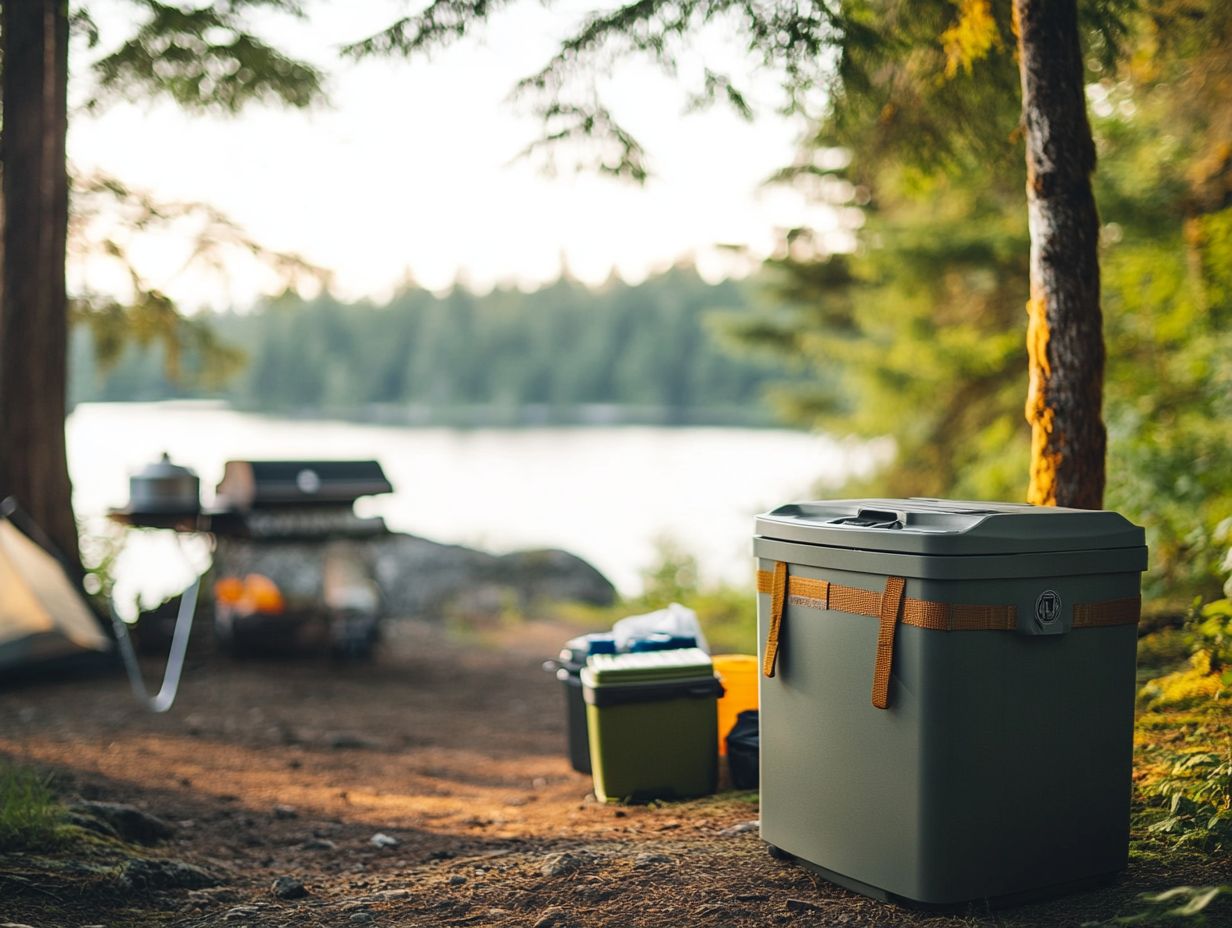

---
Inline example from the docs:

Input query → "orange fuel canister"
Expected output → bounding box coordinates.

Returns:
[712,654,759,755]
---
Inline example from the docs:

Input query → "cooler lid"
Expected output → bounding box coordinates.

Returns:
[582,648,714,686]
[756,498,1145,556]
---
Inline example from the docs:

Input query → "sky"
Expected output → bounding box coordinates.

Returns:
[68,1,842,309]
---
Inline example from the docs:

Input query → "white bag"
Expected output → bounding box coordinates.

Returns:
[610,602,709,654]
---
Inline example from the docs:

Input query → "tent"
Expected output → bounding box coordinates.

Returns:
[0,510,111,672]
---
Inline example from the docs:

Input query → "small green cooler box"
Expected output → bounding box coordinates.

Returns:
[755,499,1146,907]
[582,649,724,802]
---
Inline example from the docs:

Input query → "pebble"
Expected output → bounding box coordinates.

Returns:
[719,820,760,836]
[350,913,375,924]
[448,874,467,886]
[374,888,412,900]
[370,832,400,848]
[271,875,308,899]
[785,898,821,913]
[302,837,338,851]
[532,907,569,928]
[273,804,298,819]
[541,851,592,877]
[633,852,673,868]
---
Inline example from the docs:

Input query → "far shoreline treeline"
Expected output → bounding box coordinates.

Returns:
[69,266,801,428]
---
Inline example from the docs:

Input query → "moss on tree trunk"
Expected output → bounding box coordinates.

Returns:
[1014,0,1107,509]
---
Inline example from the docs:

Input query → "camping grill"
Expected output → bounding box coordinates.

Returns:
[111,458,394,663]
[209,460,392,540]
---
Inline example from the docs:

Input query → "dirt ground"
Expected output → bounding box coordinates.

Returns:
[0,618,1227,928]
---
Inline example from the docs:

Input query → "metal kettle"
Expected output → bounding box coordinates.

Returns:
[129,453,201,514]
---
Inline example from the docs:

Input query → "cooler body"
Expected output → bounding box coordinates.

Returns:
[582,649,723,802]
[755,499,1146,906]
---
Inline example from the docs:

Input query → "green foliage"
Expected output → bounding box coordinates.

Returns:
[71,266,801,425]
[346,2,943,179]
[1136,566,1232,853]
[1088,885,1232,925]
[0,762,64,852]
[1146,750,1232,851]
[86,0,323,114]
[638,536,702,607]
[722,1,1232,605]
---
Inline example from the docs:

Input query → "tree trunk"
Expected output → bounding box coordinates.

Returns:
[1014,0,1106,509]
[0,0,79,567]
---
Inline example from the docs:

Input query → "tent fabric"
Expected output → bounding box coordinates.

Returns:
[0,517,110,669]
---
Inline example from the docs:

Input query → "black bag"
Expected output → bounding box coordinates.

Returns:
[726,709,759,789]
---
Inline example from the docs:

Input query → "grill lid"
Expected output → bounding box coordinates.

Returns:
[755,498,1145,556]
[216,460,393,511]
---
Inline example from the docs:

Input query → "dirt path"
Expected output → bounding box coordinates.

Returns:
[0,620,1224,927]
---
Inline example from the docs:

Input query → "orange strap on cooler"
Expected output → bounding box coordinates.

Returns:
[761,560,787,678]
[872,576,906,710]
[1073,597,1142,628]
[756,566,1141,710]
[755,570,1019,631]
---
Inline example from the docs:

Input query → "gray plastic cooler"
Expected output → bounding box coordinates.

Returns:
[754,498,1146,907]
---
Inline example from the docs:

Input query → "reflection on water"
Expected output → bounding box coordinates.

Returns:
[67,402,888,610]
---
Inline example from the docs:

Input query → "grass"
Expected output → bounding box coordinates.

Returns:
[0,760,65,852]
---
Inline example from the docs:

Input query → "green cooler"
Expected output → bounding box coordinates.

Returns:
[755,499,1147,907]
[581,649,724,802]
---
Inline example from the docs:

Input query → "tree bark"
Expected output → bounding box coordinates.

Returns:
[1014,0,1106,509]
[0,0,79,567]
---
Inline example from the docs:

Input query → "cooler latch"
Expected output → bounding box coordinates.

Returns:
[831,508,906,529]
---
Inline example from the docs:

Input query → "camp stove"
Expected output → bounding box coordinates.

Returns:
[113,458,394,660]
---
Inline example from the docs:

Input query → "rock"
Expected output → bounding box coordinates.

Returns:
[302,838,338,851]
[533,906,570,928]
[633,852,673,868]
[66,809,120,839]
[70,800,175,844]
[272,875,308,899]
[541,851,593,877]
[119,857,220,891]
[573,885,613,902]
[448,874,467,886]
[492,548,617,608]
[370,832,399,848]
[350,913,375,924]
[374,888,412,900]
[215,531,615,622]
[719,820,760,836]
[273,804,298,819]
[785,898,821,914]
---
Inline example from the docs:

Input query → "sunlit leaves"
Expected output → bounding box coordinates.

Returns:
[939,0,1002,78]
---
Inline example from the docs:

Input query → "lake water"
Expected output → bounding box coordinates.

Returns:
[67,402,888,609]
